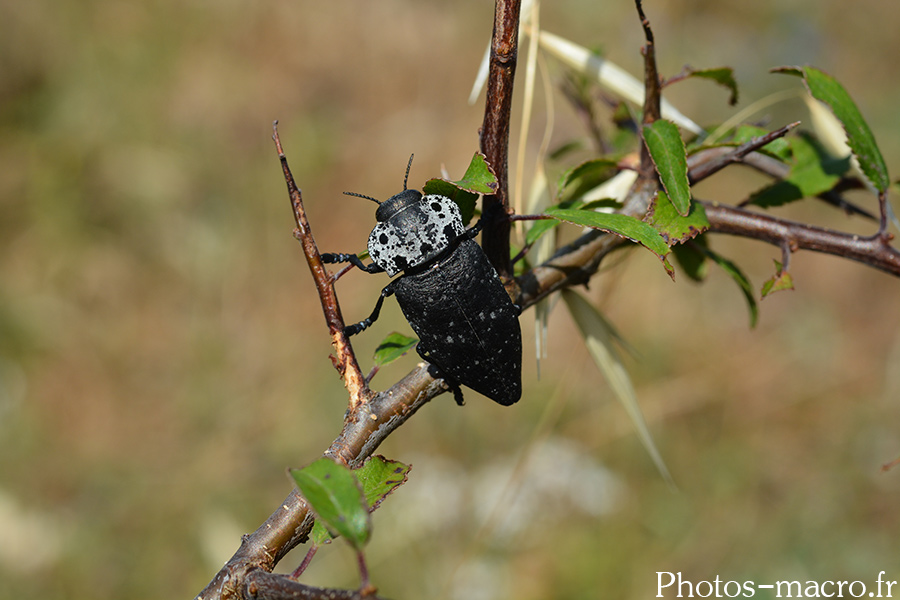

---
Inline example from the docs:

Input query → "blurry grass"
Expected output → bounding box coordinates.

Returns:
[1,1,900,599]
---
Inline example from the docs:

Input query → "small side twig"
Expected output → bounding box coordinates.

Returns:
[290,546,318,580]
[877,189,892,238]
[882,457,900,472]
[779,239,792,272]
[687,122,800,183]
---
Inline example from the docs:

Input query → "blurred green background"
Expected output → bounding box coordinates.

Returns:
[2,1,899,599]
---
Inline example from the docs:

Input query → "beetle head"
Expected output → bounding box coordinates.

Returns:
[375,188,423,223]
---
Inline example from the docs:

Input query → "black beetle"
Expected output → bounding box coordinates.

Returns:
[321,156,522,406]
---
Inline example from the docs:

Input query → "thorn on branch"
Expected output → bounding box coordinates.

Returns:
[688,121,800,184]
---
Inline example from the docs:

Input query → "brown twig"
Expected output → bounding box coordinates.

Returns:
[273,122,372,410]
[877,189,891,237]
[195,364,447,600]
[480,0,521,279]
[636,0,661,181]
[701,200,900,276]
[881,457,900,472]
[245,570,385,600]
[687,122,800,183]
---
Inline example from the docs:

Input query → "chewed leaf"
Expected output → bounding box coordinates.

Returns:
[307,456,412,547]
[455,152,500,195]
[545,207,673,278]
[643,120,692,216]
[423,179,478,227]
[645,189,709,246]
[761,260,795,298]
[356,455,412,512]
[290,458,371,551]
[423,153,498,226]
[775,66,889,193]
[373,332,418,367]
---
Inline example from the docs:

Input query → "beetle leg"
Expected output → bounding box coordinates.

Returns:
[446,378,466,406]
[464,220,483,238]
[418,347,466,406]
[344,282,396,336]
[321,252,385,274]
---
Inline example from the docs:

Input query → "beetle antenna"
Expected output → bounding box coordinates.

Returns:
[343,191,381,204]
[403,154,414,191]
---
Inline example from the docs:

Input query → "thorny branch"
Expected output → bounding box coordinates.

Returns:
[197,1,525,598]
[197,1,899,598]
[274,124,371,411]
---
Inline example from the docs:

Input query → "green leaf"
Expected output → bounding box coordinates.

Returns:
[373,332,418,367]
[581,198,622,211]
[697,246,758,328]
[672,236,709,282]
[558,158,619,198]
[290,458,371,551]
[645,189,710,246]
[422,152,499,227]
[761,260,795,298]
[775,66,889,193]
[746,133,850,208]
[307,455,412,547]
[525,217,561,247]
[643,120,692,216]
[454,152,500,195]
[545,207,673,277]
[549,139,584,161]
[308,521,332,547]
[422,179,479,227]
[562,290,674,486]
[785,135,850,193]
[682,67,739,106]
[743,180,805,209]
[356,455,412,512]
